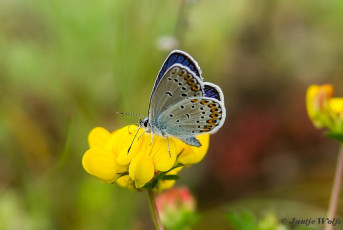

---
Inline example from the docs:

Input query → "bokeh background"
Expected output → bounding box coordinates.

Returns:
[1,0,343,229]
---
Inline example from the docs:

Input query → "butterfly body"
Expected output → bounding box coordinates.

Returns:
[140,50,226,147]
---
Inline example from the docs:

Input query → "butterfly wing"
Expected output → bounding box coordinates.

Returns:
[149,50,202,105]
[148,64,204,126]
[147,50,226,147]
[156,97,226,146]
[203,82,224,102]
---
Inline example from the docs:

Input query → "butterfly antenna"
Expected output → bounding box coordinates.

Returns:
[117,112,145,118]
[127,127,141,154]
[166,136,171,157]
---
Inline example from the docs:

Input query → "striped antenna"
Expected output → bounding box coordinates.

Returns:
[117,112,145,118]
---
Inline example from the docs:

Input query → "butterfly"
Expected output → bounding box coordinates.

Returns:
[139,50,226,147]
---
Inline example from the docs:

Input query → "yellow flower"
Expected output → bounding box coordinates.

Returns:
[82,125,210,190]
[82,127,127,183]
[175,134,210,165]
[153,166,183,193]
[306,84,343,137]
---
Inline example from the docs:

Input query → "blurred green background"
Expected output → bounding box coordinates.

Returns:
[1,0,343,229]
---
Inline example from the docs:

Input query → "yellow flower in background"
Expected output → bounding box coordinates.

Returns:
[82,125,210,191]
[306,84,333,128]
[306,84,343,140]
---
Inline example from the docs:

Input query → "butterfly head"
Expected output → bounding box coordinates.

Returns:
[139,117,150,130]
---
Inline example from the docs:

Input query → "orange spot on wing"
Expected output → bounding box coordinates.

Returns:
[200,100,209,105]
[191,85,200,91]
[207,119,215,125]
[203,125,212,131]
[210,112,219,118]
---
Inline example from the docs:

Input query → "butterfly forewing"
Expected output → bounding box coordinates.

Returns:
[149,64,204,125]
[150,50,202,104]
[144,50,226,147]
[203,82,224,102]
[156,97,226,137]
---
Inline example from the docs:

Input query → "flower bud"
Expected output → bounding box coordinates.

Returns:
[155,187,198,229]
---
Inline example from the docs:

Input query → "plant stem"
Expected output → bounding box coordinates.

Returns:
[326,145,343,230]
[147,190,164,230]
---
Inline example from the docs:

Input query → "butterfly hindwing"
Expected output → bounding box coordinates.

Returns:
[149,64,204,125]
[156,97,226,139]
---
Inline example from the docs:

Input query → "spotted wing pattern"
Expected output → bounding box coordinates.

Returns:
[156,97,226,146]
[149,64,204,125]
[150,50,202,104]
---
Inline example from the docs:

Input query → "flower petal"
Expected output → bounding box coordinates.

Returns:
[306,84,333,128]
[116,175,135,190]
[82,147,127,183]
[150,136,177,172]
[129,153,154,188]
[177,134,210,165]
[329,98,343,115]
[88,127,111,148]
[154,166,183,193]
[115,125,145,165]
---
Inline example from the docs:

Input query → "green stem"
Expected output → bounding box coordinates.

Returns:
[147,190,164,230]
[326,145,343,230]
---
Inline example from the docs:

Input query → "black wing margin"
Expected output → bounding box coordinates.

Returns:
[203,82,224,102]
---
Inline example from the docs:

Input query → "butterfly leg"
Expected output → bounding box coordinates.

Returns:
[150,132,154,145]
[137,130,146,141]
[166,136,171,157]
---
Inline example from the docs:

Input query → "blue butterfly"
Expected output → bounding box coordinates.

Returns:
[139,50,226,147]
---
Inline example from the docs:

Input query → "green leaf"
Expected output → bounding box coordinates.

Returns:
[155,163,184,180]
[225,210,257,230]
[161,175,180,181]
[143,179,158,190]
[324,131,343,143]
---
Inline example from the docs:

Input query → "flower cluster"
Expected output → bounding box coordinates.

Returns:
[155,187,198,229]
[306,84,343,142]
[82,125,209,191]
